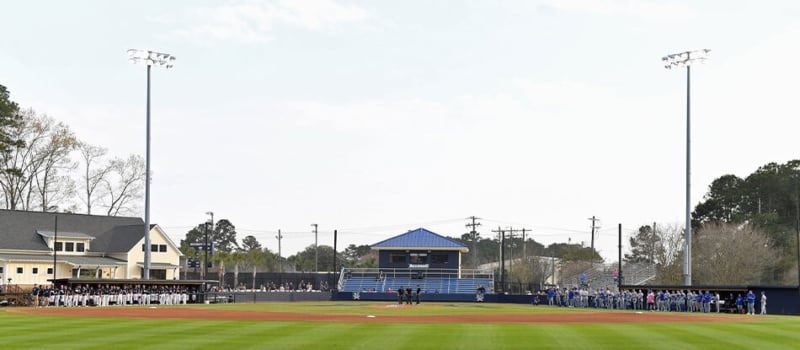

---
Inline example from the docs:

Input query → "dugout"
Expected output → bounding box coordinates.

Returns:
[619,284,800,315]
[49,278,217,303]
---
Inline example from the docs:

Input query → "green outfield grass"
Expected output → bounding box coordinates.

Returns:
[1,303,798,350]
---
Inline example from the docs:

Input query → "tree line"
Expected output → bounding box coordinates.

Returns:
[0,84,144,215]
[180,218,604,290]
[626,159,800,285]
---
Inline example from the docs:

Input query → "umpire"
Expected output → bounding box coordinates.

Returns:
[397,286,404,305]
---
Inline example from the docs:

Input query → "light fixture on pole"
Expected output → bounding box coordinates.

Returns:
[663,48,710,286]
[127,49,175,280]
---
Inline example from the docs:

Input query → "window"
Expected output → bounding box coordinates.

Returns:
[151,244,159,252]
[54,242,63,251]
[0,267,4,274]
[431,253,449,264]
[159,244,167,252]
[73,269,93,278]
[389,253,406,264]
[32,267,39,274]
[143,269,167,279]
[409,253,427,264]
[47,268,53,275]
[65,242,74,252]
[76,243,85,252]
[16,267,23,274]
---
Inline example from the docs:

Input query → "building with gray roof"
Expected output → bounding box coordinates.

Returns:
[0,210,181,287]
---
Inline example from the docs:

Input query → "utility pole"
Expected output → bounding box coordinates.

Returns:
[492,226,505,293]
[465,216,481,268]
[521,228,530,261]
[504,227,530,287]
[588,216,600,253]
[311,223,318,272]
[618,223,623,289]
[508,227,514,278]
[276,229,283,273]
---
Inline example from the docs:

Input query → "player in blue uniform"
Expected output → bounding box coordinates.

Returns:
[746,290,756,315]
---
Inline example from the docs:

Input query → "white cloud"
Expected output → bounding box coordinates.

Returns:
[538,0,697,21]
[156,0,372,43]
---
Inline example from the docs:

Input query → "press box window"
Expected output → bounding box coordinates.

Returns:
[409,253,427,264]
[431,253,449,264]
[390,253,406,264]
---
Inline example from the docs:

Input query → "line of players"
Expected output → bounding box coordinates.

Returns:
[545,288,728,312]
[30,284,198,307]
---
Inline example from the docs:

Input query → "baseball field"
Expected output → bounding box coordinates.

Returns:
[1,302,798,349]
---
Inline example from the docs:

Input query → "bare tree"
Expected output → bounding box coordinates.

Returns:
[652,223,685,285]
[692,222,777,285]
[509,256,550,291]
[32,120,79,211]
[0,109,77,211]
[103,154,145,216]
[78,142,112,214]
[0,109,45,209]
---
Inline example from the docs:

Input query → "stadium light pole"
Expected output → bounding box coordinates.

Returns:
[205,211,214,281]
[663,48,710,286]
[312,224,318,272]
[128,49,175,280]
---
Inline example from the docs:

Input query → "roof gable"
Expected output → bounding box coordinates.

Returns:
[0,210,144,252]
[371,228,467,251]
[37,230,95,240]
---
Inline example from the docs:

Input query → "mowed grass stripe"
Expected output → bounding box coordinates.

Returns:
[533,323,703,350]
[3,305,800,350]
[584,323,656,349]
[696,321,800,350]
[656,323,748,349]
[0,315,155,349]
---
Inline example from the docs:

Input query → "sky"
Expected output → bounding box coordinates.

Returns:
[2,0,799,263]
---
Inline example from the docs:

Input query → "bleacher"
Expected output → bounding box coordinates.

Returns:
[340,268,494,295]
[564,263,657,290]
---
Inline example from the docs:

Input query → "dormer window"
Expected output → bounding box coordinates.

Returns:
[77,243,85,252]
[55,242,63,251]
[65,242,74,252]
